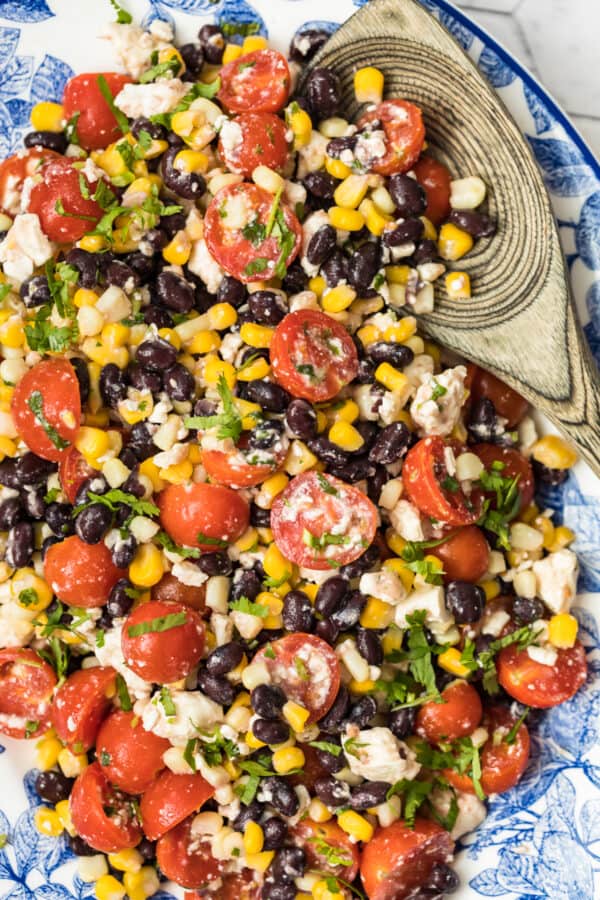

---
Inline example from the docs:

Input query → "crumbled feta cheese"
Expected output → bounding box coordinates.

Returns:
[114,79,188,119]
[221,191,253,230]
[153,442,189,469]
[230,610,264,640]
[527,644,559,667]
[139,690,223,745]
[410,365,467,436]
[395,584,454,634]
[95,285,132,323]
[95,622,152,700]
[344,727,420,784]
[104,22,172,79]
[188,238,224,293]
[359,570,407,606]
[431,788,486,840]
[289,289,319,312]
[0,213,55,284]
[219,119,243,155]
[532,549,578,615]
[389,499,425,542]
[171,560,208,588]
[354,130,387,170]
[404,353,435,389]
[284,179,307,209]
[296,130,328,178]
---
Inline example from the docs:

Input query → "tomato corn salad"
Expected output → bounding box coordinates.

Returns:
[0,7,587,900]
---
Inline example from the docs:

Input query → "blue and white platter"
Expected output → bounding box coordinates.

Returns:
[0,0,599,897]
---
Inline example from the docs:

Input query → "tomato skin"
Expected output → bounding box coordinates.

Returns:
[70,762,142,853]
[58,447,96,504]
[271,471,378,570]
[12,359,81,462]
[497,640,587,709]
[121,599,205,684]
[157,816,222,889]
[27,157,109,242]
[201,431,288,489]
[151,573,206,614]
[158,482,249,550]
[467,364,529,429]
[253,633,341,724]
[63,72,132,150]
[44,536,127,607]
[0,147,60,215]
[96,711,170,794]
[218,112,289,177]
[204,182,301,283]
[416,681,483,744]
[52,667,116,752]
[357,99,425,176]
[270,309,359,402]
[218,49,291,114]
[291,819,360,881]
[472,443,535,511]
[0,648,56,738]
[140,770,215,841]
[360,818,455,900]
[403,437,480,526]
[413,155,452,225]
[430,526,490,583]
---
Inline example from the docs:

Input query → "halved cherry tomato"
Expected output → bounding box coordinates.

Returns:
[253,633,341,724]
[288,743,329,793]
[472,443,535,511]
[70,762,142,853]
[58,447,96,504]
[360,818,455,900]
[183,872,260,900]
[52,667,116,751]
[443,706,530,795]
[430,526,490,583]
[357,99,425,176]
[158,482,249,551]
[12,359,81,462]
[201,430,288,489]
[271,471,378,570]
[218,49,291,114]
[270,309,359,402]
[467,364,529,429]
[218,111,290,177]
[96,710,170,794]
[62,72,132,150]
[151,573,207,614]
[44,536,127,607]
[0,147,60,216]
[0,648,56,739]
[403,436,480,526]
[291,818,360,881]
[140,770,215,841]
[413,155,452,225]
[27,157,110,242]
[204,182,301,283]
[497,640,587,709]
[416,681,482,744]
[121,599,205,684]
[157,815,222,888]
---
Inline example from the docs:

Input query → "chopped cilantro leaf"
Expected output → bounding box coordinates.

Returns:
[27,391,70,450]
[128,612,188,638]
[109,0,132,23]
[229,596,269,618]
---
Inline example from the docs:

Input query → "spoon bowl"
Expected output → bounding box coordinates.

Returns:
[299,0,600,475]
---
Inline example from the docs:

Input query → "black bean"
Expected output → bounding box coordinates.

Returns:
[305,67,341,119]
[369,422,411,464]
[244,380,290,413]
[532,459,568,486]
[262,816,287,850]
[24,130,68,153]
[6,521,34,567]
[0,497,23,530]
[163,363,195,402]
[65,248,99,289]
[512,595,545,624]
[389,707,417,739]
[137,838,157,862]
[131,116,167,141]
[20,274,51,308]
[424,863,460,894]
[348,695,377,729]
[348,242,381,294]
[303,171,336,202]
[14,453,55,487]
[75,504,112,545]
[251,684,286,720]
[128,363,162,394]
[367,341,414,369]
[250,504,271,528]
[66,833,97,857]
[271,846,306,882]
[350,781,391,810]
[468,397,497,443]
[285,399,317,440]
[328,455,376,483]
[206,641,244,676]
[339,541,381,580]
[307,436,349,468]
[99,363,128,408]
[253,716,290,746]
[321,249,348,287]
[197,552,233,577]
[155,270,195,313]
[331,589,366,630]
[261,776,299,817]
[413,239,439,265]
[197,669,237,706]
[111,535,137,569]
[319,685,350,733]
[282,262,308,295]
[142,228,169,254]
[198,23,224,64]
[326,135,357,159]
[214,274,244,308]
[289,27,330,62]
[449,209,496,238]
[35,769,74,804]
[45,502,74,537]
[315,576,349,617]
[69,357,90,406]
[356,627,383,665]
[232,800,264,832]
[314,775,351,808]
[136,337,177,371]
[127,423,155,461]
[314,742,345,774]
[179,41,204,77]
[161,147,206,200]
[74,475,109,508]
[247,290,287,326]
[230,569,262,603]
[382,217,424,247]
[315,618,340,645]
[262,880,296,900]
[367,464,389,504]
[388,174,427,217]
[143,305,174,330]
[445,581,485,624]
[21,486,45,520]
[247,419,284,451]
[105,261,139,293]
[283,590,315,633]
[356,358,376,384]
[306,224,337,268]
[106,579,135,619]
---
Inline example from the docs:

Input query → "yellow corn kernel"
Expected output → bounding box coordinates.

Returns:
[96,143,129,177]
[288,106,313,148]
[242,34,268,52]
[157,327,182,351]
[95,874,126,900]
[308,275,326,298]
[232,691,251,709]
[316,411,328,432]
[117,392,153,426]
[272,746,305,775]
[170,109,196,138]
[382,625,404,656]
[55,798,75,836]
[325,156,352,179]
[299,582,318,603]
[0,318,24,348]
[239,322,274,349]
[58,748,88,778]
[282,700,310,733]
[328,206,365,232]
[243,821,265,855]
[189,329,221,354]
[385,265,411,285]
[122,177,153,204]
[328,420,364,452]
[383,557,415,591]
[531,434,578,470]
[0,434,16,461]
[129,543,165,588]
[12,568,52,611]
[337,810,374,842]
[174,149,209,173]
[533,514,555,551]
[309,798,333,823]
[245,729,266,750]
[375,362,410,396]
[354,65,384,103]
[75,426,110,460]
[184,444,201,466]
[123,867,160,900]
[203,356,236,388]
[157,45,185,74]
[246,850,275,873]
[386,531,406,556]
[222,42,243,64]
[384,317,417,344]
[548,525,576,552]
[438,647,470,677]
[162,231,192,266]
[31,101,64,132]
[548,613,578,649]
[139,457,165,492]
[438,223,473,261]
[351,296,384,317]
[108,849,143,874]
[34,807,63,837]
[237,356,271,381]
[333,174,369,210]
[73,288,99,308]
[102,323,130,349]
[356,324,381,346]
[208,302,238,331]
[160,459,194,484]
[313,880,339,900]
[332,399,359,424]
[253,164,285,195]
[79,234,107,253]
[479,579,500,601]
[445,270,471,300]
[235,526,259,553]
[82,340,129,369]
[349,678,377,694]
[35,735,62,771]
[359,198,393,237]
[263,543,292,582]
[360,597,395,629]
[520,502,540,525]
[322,284,357,313]
[421,216,437,240]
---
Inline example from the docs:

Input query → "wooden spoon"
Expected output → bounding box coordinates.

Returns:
[299,0,600,476]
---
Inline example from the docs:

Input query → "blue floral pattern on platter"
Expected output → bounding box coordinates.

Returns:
[0,1,599,898]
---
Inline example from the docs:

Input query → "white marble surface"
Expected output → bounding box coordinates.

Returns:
[454,0,600,160]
